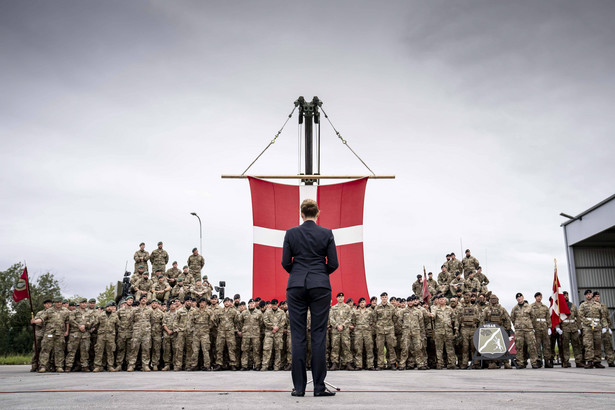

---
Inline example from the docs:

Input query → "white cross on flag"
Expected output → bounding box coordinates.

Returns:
[248,177,370,303]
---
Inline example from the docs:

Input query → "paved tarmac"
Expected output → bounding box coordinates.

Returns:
[1,364,614,409]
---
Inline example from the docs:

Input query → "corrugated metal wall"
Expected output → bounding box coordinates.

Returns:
[574,247,615,329]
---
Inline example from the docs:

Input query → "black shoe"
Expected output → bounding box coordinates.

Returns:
[291,389,305,397]
[213,365,222,371]
[608,362,615,368]
[314,389,336,397]
[594,362,605,369]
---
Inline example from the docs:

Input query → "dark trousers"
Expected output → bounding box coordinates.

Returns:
[286,286,331,393]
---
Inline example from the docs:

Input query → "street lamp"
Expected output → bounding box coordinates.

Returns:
[190,212,202,254]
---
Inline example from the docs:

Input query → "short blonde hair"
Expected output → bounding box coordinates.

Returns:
[300,199,319,218]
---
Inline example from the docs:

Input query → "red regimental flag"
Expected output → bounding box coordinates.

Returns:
[549,265,570,328]
[422,271,431,304]
[12,267,30,303]
[248,177,370,303]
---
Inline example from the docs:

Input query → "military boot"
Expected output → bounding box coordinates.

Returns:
[127,366,135,372]
[545,360,553,368]
[93,368,103,372]
[594,362,605,368]
[608,362,615,368]
[142,366,151,372]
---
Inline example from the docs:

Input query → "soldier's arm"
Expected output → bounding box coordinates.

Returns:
[482,274,490,285]
[263,311,273,330]
[164,251,169,264]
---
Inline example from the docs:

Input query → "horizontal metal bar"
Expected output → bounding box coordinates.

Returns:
[221,174,396,179]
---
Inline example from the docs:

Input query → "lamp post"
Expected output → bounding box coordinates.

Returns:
[190,212,202,254]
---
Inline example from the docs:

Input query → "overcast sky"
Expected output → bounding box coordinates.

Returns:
[2,0,614,310]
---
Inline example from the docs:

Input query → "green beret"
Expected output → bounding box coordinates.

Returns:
[79,298,87,303]
[157,241,163,245]
[43,298,52,304]
[62,299,68,303]
[138,265,145,269]
[105,301,116,308]
[183,266,189,269]
[125,295,134,300]
[203,275,208,279]
[53,297,63,303]
[157,274,164,279]
[172,261,177,265]
[88,298,96,303]
[68,301,76,307]
[178,277,184,281]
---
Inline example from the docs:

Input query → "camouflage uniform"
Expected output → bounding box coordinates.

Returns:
[530,301,552,365]
[115,305,133,370]
[431,304,458,369]
[172,306,190,370]
[215,306,239,367]
[238,307,263,369]
[449,277,465,295]
[161,308,176,370]
[190,282,208,300]
[171,282,190,302]
[262,308,287,370]
[166,266,182,281]
[187,254,205,279]
[464,277,481,294]
[481,300,512,368]
[457,300,480,368]
[398,305,426,369]
[437,269,451,287]
[39,306,69,372]
[329,302,353,368]
[133,249,150,274]
[476,270,490,294]
[461,255,480,278]
[375,303,397,368]
[598,302,614,365]
[559,302,583,367]
[150,307,165,370]
[510,302,538,367]
[447,258,463,278]
[351,307,374,369]
[412,279,423,298]
[127,306,153,370]
[202,277,214,300]
[65,307,92,370]
[578,299,608,365]
[150,247,169,275]
[151,280,171,303]
[190,306,214,369]
[31,308,45,371]
[93,310,119,370]
[132,276,153,301]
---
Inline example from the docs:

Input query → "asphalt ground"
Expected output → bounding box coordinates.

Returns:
[1,364,614,409]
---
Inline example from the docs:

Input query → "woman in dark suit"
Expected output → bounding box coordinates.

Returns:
[282,199,338,397]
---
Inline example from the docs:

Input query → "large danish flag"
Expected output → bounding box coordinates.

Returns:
[248,177,370,303]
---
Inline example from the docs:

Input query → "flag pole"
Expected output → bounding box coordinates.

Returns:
[24,262,39,370]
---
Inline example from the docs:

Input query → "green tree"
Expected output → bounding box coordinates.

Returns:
[97,283,116,307]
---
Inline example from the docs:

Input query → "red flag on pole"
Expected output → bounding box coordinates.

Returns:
[549,260,570,328]
[422,267,431,304]
[12,267,30,303]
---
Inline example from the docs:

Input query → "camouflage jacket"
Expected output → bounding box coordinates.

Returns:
[329,302,352,328]
[173,307,192,332]
[68,308,91,335]
[399,306,424,333]
[352,308,374,331]
[431,305,457,332]
[41,307,68,336]
[150,248,169,266]
[187,254,205,273]
[374,303,396,334]
[133,249,150,266]
[530,302,551,330]
[131,306,153,334]
[190,307,214,335]
[96,311,119,336]
[481,304,511,331]
[458,303,480,328]
[238,308,263,336]
[511,303,535,331]
[215,307,239,333]
[263,308,287,334]
[461,255,480,274]
[117,306,133,334]
[151,308,165,334]
[579,300,607,329]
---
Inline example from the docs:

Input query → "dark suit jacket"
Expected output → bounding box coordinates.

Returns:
[282,220,339,290]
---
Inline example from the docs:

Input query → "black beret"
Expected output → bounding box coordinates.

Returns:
[158,241,163,245]
[592,291,600,296]
[271,298,279,305]
[584,289,593,295]
[407,295,413,300]
[534,292,542,298]
[258,301,266,308]
[380,292,388,297]
[562,291,569,295]
[515,292,523,298]
[192,247,198,252]
[336,292,344,297]
[239,301,246,306]
[409,295,418,301]
[43,298,52,304]
[428,272,433,275]
[211,294,218,299]
[280,300,287,306]
[358,297,365,303]
[198,297,208,304]
[184,295,191,301]
[234,294,241,299]
[139,295,147,300]
[465,249,470,253]
[255,297,261,302]
[345,298,353,304]
[417,274,422,279]
[139,242,145,246]
[223,297,232,302]
[248,298,255,303]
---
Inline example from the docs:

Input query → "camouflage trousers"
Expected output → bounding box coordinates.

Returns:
[285,331,291,365]
[151,332,163,369]
[434,328,456,368]
[185,332,194,368]
[582,327,602,363]
[602,330,614,364]
[115,332,131,368]
[534,328,552,360]
[39,333,65,370]
[216,330,237,366]
[376,332,397,368]
[241,334,261,368]
[31,336,43,371]
[65,332,90,369]
[353,329,374,369]
[460,327,476,367]
[330,328,352,366]
[515,329,538,365]
[561,329,583,365]
[94,333,116,369]
[162,332,174,367]
[173,331,187,370]
[399,329,424,368]
[128,331,151,368]
[191,331,211,368]
[262,332,284,370]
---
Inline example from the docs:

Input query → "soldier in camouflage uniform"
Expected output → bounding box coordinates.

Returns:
[457,292,480,369]
[133,242,150,275]
[530,292,553,368]
[214,297,239,370]
[412,275,423,298]
[150,241,169,275]
[375,292,397,369]
[447,253,463,280]
[426,272,438,296]
[190,297,214,370]
[187,248,205,281]
[557,291,584,368]
[115,296,133,370]
[65,298,92,371]
[480,294,512,369]
[151,273,171,304]
[262,299,287,371]
[93,301,120,372]
[449,271,465,296]
[437,265,452,288]
[578,290,608,368]
[280,301,292,370]
[190,277,208,300]
[127,296,154,371]
[462,249,480,278]
[132,271,153,301]
[150,299,165,370]
[34,297,68,373]
[202,275,214,300]
[510,293,539,368]
[594,293,614,366]
[351,297,374,370]
[464,272,481,298]
[30,299,51,371]
[431,294,458,369]
[238,298,263,370]
[171,277,189,302]
[171,299,190,370]
[399,295,427,370]
[161,300,176,371]
[475,266,490,295]
[329,292,353,370]
[130,265,147,288]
